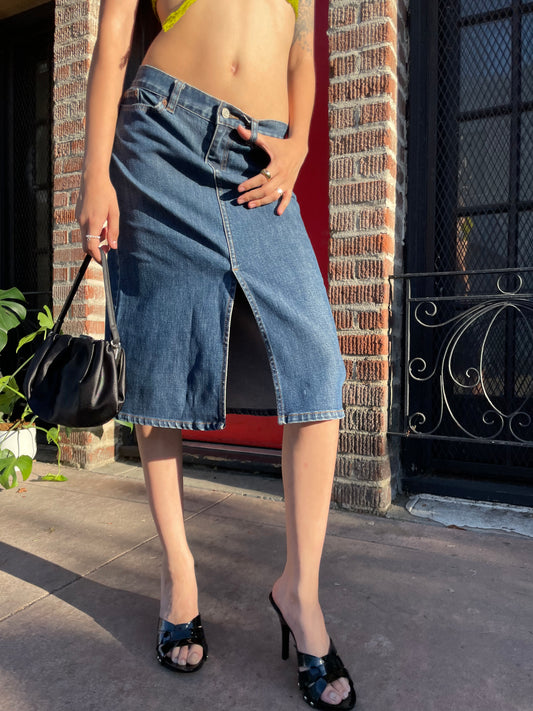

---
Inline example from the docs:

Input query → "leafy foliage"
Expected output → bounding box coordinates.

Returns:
[0,447,32,490]
[0,288,26,353]
[0,293,66,489]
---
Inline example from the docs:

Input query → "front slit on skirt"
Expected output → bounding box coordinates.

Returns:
[109,64,346,430]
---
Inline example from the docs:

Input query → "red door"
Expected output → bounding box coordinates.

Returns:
[184,3,330,449]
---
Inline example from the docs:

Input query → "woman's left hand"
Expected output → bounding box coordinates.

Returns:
[236,124,308,216]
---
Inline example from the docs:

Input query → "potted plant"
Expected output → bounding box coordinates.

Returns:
[0,288,63,489]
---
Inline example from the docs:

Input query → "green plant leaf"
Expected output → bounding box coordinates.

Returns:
[0,287,25,303]
[0,451,17,489]
[0,448,33,488]
[46,427,60,445]
[16,455,33,481]
[16,330,41,351]
[116,419,134,432]
[0,288,26,347]
[1,308,24,332]
[38,306,54,330]
[40,473,67,482]
[0,376,20,418]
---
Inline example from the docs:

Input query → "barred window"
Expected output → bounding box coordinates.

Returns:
[408,0,533,275]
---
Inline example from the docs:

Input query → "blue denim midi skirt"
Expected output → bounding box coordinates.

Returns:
[109,64,345,430]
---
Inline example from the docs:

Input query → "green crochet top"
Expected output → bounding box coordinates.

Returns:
[152,0,298,33]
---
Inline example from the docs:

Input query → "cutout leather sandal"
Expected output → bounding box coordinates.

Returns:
[156,614,208,673]
[269,593,356,710]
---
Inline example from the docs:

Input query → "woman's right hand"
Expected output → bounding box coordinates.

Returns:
[75,173,120,263]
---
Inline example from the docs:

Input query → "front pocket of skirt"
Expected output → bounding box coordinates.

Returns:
[120,86,167,112]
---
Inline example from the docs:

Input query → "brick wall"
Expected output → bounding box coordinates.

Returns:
[52,0,115,467]
[328,0,409,513]
[49,0,411,497]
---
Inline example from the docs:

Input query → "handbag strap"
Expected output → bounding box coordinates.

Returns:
[51,248,121,346]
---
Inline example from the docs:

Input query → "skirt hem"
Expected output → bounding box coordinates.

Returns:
[116,408,345,430]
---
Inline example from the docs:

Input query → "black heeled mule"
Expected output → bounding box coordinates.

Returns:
[156,614,208,673]
[269,593,356,710]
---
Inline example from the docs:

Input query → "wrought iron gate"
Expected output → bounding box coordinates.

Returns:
[0,4,54,374]
[391,0,533,505]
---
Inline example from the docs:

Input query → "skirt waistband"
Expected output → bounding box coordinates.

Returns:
[130,64,289,140]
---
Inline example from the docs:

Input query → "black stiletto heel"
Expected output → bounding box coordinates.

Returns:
[156,614,208,673]
[269,592,356,710]
[280,613,290,660]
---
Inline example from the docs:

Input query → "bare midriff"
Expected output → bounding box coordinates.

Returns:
[142,0,296,122]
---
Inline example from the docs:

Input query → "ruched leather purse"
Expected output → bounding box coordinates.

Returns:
[23,248,125,428]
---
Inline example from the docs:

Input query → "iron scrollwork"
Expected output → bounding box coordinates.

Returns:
[396,268,533,445]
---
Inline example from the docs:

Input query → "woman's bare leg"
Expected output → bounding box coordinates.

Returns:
[272,419,351,705]
[136,424,203,666]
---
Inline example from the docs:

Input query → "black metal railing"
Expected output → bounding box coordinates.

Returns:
[389,267,533,447]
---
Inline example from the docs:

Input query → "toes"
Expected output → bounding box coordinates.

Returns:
[321,678,351,705]
[171,645,189,666]
[187,643,203,666]
[169,644,203,667]
[332,678,351,697]
[321,683,344,705]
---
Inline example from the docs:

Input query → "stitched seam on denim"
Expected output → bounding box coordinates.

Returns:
[120,99,165,113]
[117,413,224,428]
[218,127,230,172]
[167,79,184,114]
[211,164,238,269]
[279,410,345,425]
[204,121,219,166]
[120,104,153,113]
[220,279,237,423]
[176,103,213,124]
[234,278,285,418]
[129,84,167,100]
[285,409,345,417]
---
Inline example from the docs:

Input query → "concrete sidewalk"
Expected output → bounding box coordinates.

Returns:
[1,460,531,711]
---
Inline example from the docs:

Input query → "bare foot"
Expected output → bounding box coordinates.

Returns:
[159,555,204,667]
[271,581,352,706]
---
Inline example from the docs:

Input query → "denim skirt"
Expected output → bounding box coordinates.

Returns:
[109,64,345,430]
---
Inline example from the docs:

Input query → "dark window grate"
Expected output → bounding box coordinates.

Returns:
[0,4,54,377]
[395,0,533,504]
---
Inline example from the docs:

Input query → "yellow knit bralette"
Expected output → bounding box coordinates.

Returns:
[152,0,298,33]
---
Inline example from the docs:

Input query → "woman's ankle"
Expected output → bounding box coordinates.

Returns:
[272,575,320,609]
[160,553,199,622]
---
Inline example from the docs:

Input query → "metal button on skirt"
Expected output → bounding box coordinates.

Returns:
[109,64,345,430]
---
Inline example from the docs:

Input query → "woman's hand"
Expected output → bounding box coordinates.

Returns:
[236,124,308,216]
[75,173,120,263]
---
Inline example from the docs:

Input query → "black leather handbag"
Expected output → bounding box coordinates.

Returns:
[23,249,126,428]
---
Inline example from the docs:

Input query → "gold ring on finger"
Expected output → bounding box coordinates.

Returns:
[261,168,272,180]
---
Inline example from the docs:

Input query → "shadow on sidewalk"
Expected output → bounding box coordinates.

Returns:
[0,541,160,645]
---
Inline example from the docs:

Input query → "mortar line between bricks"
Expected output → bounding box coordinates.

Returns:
[0,492,234,625]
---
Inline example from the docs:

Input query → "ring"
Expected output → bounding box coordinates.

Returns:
[277,188,284,196]
[85,235,101,240]
[261,169,272,180]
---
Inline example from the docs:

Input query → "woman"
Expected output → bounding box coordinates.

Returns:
[76,1,355,708]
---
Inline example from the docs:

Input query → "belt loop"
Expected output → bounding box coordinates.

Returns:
[250,118,259,144]
[166,79,183,114]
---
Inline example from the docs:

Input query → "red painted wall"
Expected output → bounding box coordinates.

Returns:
[184,3,330,449]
